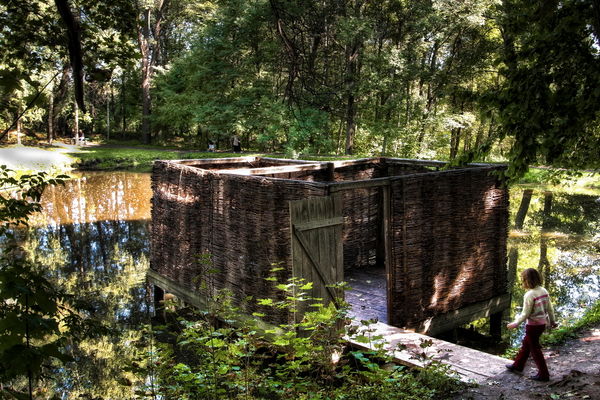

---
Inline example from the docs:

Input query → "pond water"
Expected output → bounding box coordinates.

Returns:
[23,171,600,397]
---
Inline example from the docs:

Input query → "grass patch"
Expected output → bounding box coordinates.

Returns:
[541,299,600,347]
[71,147,265,172]
[517,168,600,195]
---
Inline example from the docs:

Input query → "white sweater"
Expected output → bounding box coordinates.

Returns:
[513,286,556,326]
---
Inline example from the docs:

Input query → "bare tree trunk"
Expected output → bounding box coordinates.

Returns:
[137,0,170,145]
[138,8,152,145]
[514,189,533,230]
[48,88,54,144]
[344,92,356,155]
[106,91,111,140]
[74,100,79,144]
[538,191,553,284]
[54,0,86,113]
[344,39,361,155]
[121,73,127,136]
[16,110,22,145]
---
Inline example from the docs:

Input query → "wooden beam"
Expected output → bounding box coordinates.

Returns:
[416,293,512,336]
[294,216,344,232]
[382,185,393,323]
[167,156,259,166]
[146,269,282,335]
[328,157,380,168]
[328,177,391,193]
[220,163,326,176]
[383,157,447,168]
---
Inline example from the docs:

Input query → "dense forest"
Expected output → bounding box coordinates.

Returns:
[1,0,599,177]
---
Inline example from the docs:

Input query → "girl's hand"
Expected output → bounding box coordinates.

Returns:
[506,322,519,329]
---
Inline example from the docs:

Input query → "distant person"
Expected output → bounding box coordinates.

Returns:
[208,141,215,152]
[506,268,557,382]
[232,134,241,153]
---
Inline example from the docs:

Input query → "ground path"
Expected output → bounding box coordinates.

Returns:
[0,143,76,171]
[455,325,600,399]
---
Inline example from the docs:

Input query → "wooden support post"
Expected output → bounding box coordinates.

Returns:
[326,162,335,182]
[153,285,165,318]
[490,311,503,340]
[382,184,392,324]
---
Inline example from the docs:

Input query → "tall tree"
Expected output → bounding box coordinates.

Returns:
[137,0,171,144]
[497,0,600,178]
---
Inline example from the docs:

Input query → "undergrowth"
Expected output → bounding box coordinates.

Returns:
[148,267,464,399]
[541,299,600,347]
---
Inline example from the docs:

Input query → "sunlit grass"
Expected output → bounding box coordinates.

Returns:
[517,168,600,195]
[71,147,266,172]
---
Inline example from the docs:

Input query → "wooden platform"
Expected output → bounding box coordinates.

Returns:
[347,321,511,384]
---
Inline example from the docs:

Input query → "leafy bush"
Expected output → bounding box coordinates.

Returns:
[153,270,463,399]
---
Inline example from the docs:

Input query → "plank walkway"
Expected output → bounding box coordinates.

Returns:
[347,321,511,384]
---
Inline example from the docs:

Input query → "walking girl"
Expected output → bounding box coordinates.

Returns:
[506,268,557,381]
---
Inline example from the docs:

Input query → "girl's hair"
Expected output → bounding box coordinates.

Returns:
[521,268,542,289]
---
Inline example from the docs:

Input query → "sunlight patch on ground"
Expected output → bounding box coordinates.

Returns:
[0,144,78,172]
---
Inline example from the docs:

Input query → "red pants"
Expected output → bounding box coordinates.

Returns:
[512,324,549,378]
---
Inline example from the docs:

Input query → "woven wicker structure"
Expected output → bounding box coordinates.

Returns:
[150,157,508,330]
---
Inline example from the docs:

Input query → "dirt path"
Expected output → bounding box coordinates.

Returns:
[456,325,600,399]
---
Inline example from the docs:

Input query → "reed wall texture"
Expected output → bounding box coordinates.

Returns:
[151,157,508,329]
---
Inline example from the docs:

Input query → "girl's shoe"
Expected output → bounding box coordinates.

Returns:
[530,374,550,382]
[505,364,523,374]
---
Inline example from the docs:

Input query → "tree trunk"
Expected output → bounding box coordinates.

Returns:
[52,65,71,139]
[139,8,152,145]
[74,100,79,143]
[106,92,111,140]
[538,191,553,283]
[122,73,127,136]
[48,89,54,144]
[16,110,22,145]
[137,0,170,145]
[344,40,361,155]
[344,92,356,155]
[450,127,461,159]
[514,189,533,230]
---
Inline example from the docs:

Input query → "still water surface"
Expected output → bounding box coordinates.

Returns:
[27,171,600,397]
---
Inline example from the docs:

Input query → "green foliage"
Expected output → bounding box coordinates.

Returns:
[153,271,463,399]
[0,166,73,395]
[495,0,600,179]
[541,299,600,347]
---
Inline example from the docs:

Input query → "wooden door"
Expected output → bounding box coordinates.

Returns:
[290,195,344,318]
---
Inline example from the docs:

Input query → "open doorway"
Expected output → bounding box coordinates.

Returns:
[345,266,387,323]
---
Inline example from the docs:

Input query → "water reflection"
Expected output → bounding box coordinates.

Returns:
[21,171,600,396]
[507,188,600,346]
[24,172,152,399]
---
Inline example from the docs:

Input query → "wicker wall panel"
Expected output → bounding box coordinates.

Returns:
[388,167,508,327]
[151,162,328,324]
[331,162,383,271]
[151,162,212,291]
